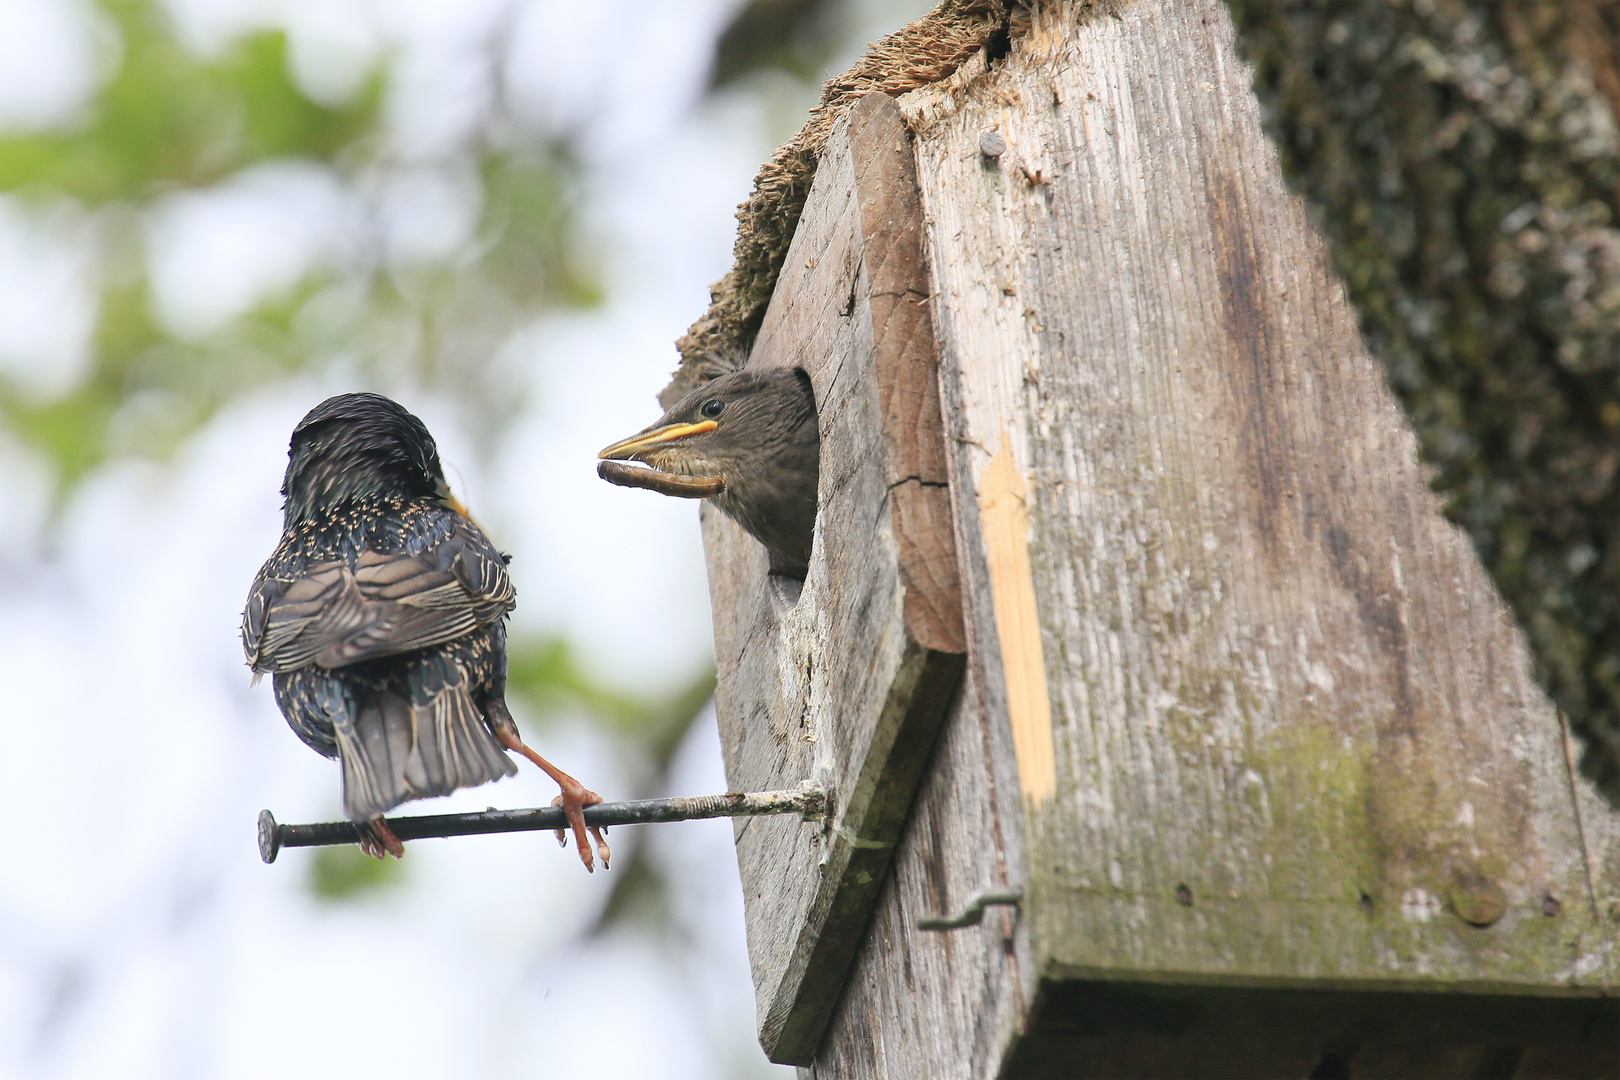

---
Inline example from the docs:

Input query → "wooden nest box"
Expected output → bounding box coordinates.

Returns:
[672,2,1620,1075]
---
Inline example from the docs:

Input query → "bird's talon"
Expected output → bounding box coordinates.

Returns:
[549,795,568,847]
[361,817,405,859]
[553,783,604,872]
[499,725,602,871]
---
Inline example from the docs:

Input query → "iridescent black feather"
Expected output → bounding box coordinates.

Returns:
[244,393,518,820]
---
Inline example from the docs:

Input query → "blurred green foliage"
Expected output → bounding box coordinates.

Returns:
[507,636,714,752]
[0,0,598,498]
[480,150,603,311]
[0,0,682,910]
[588,846,671,934]
[0,5,381,201]
[708,0,841,90]
[309,842,407,902]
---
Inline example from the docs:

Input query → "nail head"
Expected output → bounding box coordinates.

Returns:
[1449,870,1507,928]
[258,809,282,864]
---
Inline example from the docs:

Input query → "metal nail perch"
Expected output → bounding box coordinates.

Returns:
[259,784,827,864]
[916,887,1024,931]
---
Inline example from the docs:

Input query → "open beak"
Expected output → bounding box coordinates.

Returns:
[597,419,719,461]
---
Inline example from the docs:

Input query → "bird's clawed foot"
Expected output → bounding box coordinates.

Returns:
[552,781,611,873]
[493,717,610,872]
[359,816,405,860]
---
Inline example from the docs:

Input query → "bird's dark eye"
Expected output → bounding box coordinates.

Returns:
[700,399,724,419]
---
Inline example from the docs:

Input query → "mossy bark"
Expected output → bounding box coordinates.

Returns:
[1225,0,1620,802]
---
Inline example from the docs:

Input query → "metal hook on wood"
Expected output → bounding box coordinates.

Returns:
[916,887,1024,931]
[258,784,827,864]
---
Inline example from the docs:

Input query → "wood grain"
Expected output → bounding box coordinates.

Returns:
[803,667,1035,1080]
[690,92,966,1064]
[977,437,1056,806]
[893,0,1619,1002]
[850,93,965,656]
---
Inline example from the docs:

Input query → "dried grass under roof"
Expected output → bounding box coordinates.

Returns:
[660,0,1017,407]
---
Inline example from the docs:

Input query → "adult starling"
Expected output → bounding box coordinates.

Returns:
[243,393,609,870]
[597,367,820,577]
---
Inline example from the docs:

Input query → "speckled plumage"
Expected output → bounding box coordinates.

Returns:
[243,394,518,822]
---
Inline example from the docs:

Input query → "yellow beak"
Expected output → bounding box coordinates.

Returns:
[597,419,719,461]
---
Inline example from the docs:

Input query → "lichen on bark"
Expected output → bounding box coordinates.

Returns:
[1227,0,1620,802]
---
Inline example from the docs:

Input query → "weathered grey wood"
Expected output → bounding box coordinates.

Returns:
[803,665,1035,1080]
[684,0,1620,1073]
[694,92,967,1064]
[892,0,1619,1006]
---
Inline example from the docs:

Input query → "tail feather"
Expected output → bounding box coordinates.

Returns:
[428,684,517,793]
[335,662,516,821]
[406,649,517,801]
[336,694,412,820]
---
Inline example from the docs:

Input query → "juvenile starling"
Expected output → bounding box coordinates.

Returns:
[597,367,819,577]
[243,393,609,870]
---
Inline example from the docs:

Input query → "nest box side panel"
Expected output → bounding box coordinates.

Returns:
[804,661,1037,1080]
[698,92,966,1064]
[902,0,1618,991]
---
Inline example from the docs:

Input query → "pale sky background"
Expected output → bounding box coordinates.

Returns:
[0,1,929,1077]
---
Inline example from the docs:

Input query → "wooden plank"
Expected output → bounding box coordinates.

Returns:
[853,92,965,656]
[897,0,1619,998]
[804,666,1036,1080]
[696,92,966,1064]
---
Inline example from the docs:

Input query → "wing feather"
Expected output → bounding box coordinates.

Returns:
[244,511,514,674]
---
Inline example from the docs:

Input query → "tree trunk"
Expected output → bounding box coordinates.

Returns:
[1227,0,1620,805]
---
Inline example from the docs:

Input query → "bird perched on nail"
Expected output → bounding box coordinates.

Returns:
[598,367,819,578]
[243,393,609,869]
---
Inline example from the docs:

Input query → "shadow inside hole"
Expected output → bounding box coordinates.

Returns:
[763,366,820,614]
[769,571,804,611]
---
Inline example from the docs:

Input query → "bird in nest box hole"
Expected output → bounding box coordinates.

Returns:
[597,367,821,578]
[242,393,609,870]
